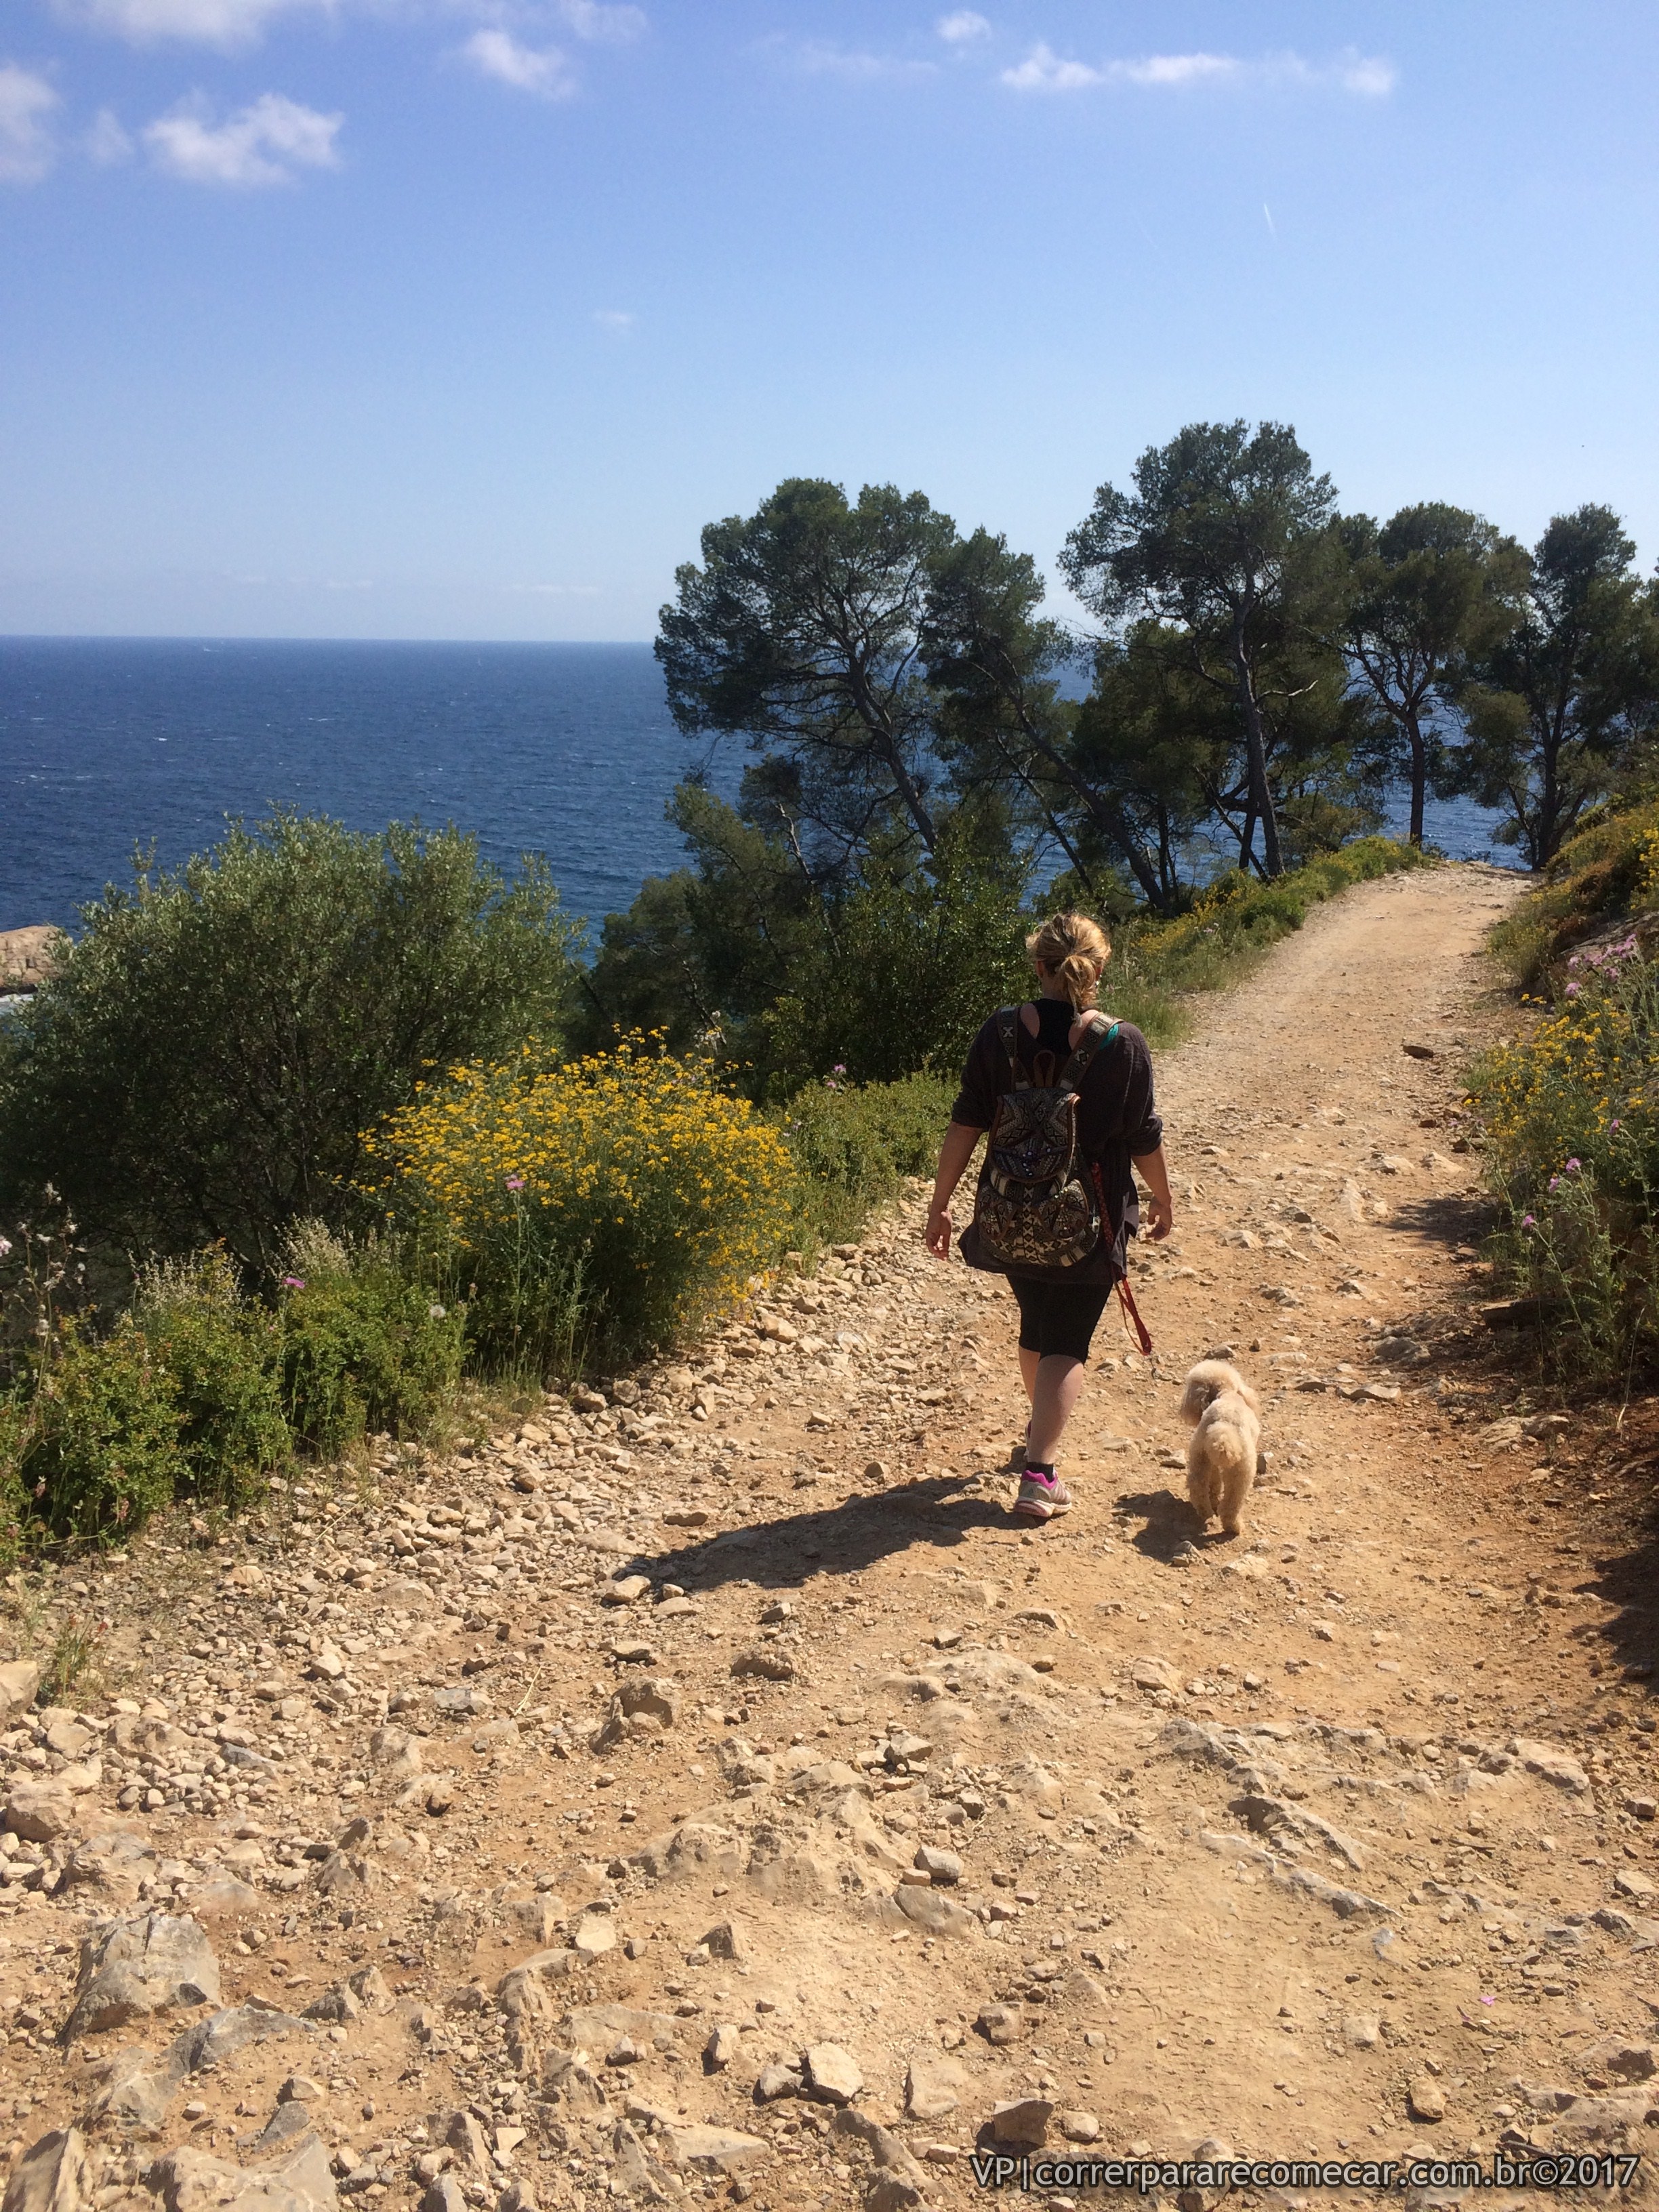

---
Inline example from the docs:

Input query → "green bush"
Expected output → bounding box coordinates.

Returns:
[18,1321,182,1542]
[0,811,580,1267]
[761,837,1031,1094]
[0,1396,28,1565]
[777,1073,957,1247]
[1487,796,1659,991]
[1469,935,1659,1380]
[134,1254,289,1509]
[276,1229,464,1456]
[372,1048,798,1377]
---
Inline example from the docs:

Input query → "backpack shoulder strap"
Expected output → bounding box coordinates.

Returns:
[996,1006,1026,1087]
[1060,1013,1120,1089]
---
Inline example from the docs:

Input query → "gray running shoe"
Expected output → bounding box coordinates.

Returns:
[1013,1471,1071,1521]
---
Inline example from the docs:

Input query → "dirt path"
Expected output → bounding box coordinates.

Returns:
[5,861,1659,2212]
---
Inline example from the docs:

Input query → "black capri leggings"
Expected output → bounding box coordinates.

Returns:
[1010,1279,1113,1365]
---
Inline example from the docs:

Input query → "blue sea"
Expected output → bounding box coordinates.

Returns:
[0,638,1515,939]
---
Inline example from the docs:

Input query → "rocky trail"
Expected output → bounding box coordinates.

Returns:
[5,861,1659,2212]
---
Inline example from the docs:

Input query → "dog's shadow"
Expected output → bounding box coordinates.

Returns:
[1115,1484,1205,1562]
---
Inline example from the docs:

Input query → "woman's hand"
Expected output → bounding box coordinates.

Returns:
[1133,1145,1175,1242]
[924,1200,954,1261]
[925,1123,983,1263]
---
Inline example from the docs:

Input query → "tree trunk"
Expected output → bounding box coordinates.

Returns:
[1405,710,1427,847]
[1231,613,1284,875]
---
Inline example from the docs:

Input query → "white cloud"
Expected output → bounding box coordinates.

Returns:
[999,41,1101,90]
[592,307,634,333]
[84,104,133,161]
[1334,49,1397,96]
[1114,51,1237,87]
[935,9,989,42]
[1001,41,1395,98]
[783,38,935,82]
[556,0,645,43]
[53,0,329,49]
[0,61,58,181]
[144,90,342,184]
[462,26,576,96]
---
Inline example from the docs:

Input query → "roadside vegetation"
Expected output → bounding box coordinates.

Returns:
[1471,797,1659,1385]
[7,407,1658,1555]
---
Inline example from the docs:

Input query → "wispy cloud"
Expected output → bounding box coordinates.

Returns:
[1000,41,1105,91]
[52,0,329,49]
[1001,42,1395,98]
[144,89,342,183]
[52,0,647,48]
[774,37,936,83]
[556,0,644,43]
[0,62,58,182]
[935,9,989,42]
[84,104,133,161]
[462,26,577,97]
[592,307,634,333]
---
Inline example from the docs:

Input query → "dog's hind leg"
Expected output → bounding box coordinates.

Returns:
[1217,1441,1255,1538]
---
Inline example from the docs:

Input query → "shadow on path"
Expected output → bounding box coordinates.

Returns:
[620,1473,1021,1595]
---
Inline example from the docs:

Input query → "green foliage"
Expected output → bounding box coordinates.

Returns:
[1061,419,1346,880]
[373,1046,796,1376]
[134,1252,289,1509]
[1338,502,1528,846]
[276,1230,464,1457]
[0,1397,28,1567]
[657,476,956,858]
[577,783,822,1067]
[0,811,580,1266]
[17,1321,182,1542]
[1441,507,1659,866]
[777,1072,958,1248]
[761,832,1031,1092]
[1487,795,1659,991]
[1470,939,1659,1382]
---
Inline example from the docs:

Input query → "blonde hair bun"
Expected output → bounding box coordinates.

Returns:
[1026,912,1110,1012]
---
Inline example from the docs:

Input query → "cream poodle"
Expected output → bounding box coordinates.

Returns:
[1176,1358,1263,1538]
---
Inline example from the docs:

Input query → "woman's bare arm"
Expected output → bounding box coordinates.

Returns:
[924,1122,984,1260]
[1133,1143,1174,1241]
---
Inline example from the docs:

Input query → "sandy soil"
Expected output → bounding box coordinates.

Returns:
[4,859,1658,2212]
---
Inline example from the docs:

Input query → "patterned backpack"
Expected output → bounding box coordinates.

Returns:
[971,1006,1119,1269]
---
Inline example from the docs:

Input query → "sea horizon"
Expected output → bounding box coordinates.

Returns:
[1,634,1518,941]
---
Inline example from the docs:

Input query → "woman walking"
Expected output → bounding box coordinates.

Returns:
[924,912,1173,1522]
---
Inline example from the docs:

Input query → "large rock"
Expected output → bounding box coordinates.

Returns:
[990,2097,1052,2147]
[146,2137,337,2212]
[65,1914,221,2039]
[904,2051,966,2121]
[65,1831,161,1904]
[655,2123,771,2177]
[1513,1738,1591,1794]
[79,2043,189,2131]
[893,1883,978,1938]
[180,2005,310,2071]
[562,2003,678,2053]
[5,1779,78,1845]
[0,928,66,995]
[802,2043,862,2106]
[829,2108,928,2186]
[592,1677,680,1752]
[0,1658,41,1725]
[3,2129,89,2212]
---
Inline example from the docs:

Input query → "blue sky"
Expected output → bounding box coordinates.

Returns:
[1,1,1655,638]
